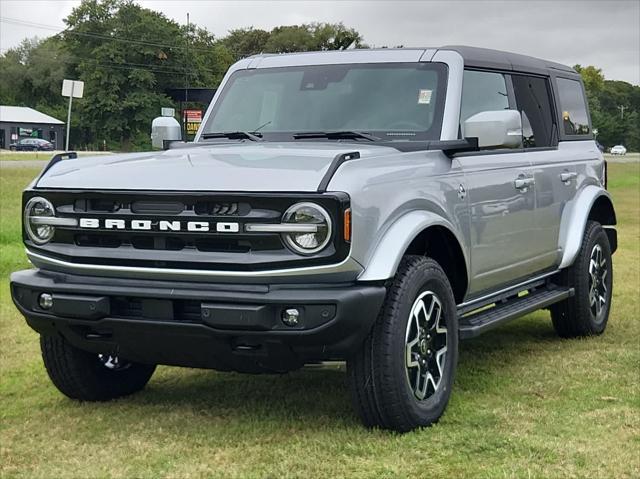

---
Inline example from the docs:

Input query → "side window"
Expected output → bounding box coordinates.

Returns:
[460,70,510,128]
[556,78,590,135]
[511,75,556,148]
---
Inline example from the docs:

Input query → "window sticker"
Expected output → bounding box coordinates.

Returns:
[418,89,432,104]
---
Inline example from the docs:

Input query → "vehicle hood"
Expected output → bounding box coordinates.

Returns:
[35,142,400,192]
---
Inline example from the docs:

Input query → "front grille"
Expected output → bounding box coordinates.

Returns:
[74,198,247,217]
[111,296,201,322]
[194,201,247,216]
[130,236,185,251]
[25,190,350,272]
[75,234,121,248]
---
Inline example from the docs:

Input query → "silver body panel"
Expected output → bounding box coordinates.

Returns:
[35,142,398,192]
[29,48,614,302]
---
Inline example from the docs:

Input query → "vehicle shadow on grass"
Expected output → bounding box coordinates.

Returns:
[116,314,563,428]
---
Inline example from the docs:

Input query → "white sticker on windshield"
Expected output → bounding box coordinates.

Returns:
[418,89,432,104]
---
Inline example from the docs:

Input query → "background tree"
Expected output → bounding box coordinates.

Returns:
[0,0,365,150]
[1,0,635,152]
[576,64,640,151]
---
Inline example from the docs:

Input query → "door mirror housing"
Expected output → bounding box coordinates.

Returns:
[151,114,182,150]
[462,110,522,149]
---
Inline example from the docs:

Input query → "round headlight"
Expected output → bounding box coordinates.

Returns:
[24,197,56,244]
[282,202,332,254]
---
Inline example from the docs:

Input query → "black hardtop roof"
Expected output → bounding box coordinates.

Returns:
[440,45,579,77]
[247,46,581,79]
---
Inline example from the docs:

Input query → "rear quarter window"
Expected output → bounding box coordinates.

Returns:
[557,78,591,135]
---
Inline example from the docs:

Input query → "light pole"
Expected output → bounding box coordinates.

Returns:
[618,105,627,120]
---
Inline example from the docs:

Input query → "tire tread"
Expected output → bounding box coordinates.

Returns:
[40,334,155,401]
[348,255,458,431]
[551,220,612,337]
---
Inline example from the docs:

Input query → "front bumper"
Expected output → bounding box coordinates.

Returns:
[10,269,386,373]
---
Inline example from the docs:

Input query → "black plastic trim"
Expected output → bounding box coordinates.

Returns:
[35,152,78,185]
[317,151,360,193]
[11,268,386,370]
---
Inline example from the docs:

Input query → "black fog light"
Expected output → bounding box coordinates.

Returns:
[38,293,53,310]
[281,308,300,327]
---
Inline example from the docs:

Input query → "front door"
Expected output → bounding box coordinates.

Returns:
[457,69,541,295]
[458,153,537,294]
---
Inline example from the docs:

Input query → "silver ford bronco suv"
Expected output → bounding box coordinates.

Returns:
[11,46,617,432]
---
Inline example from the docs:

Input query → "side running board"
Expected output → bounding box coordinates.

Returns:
[458,286,574,339]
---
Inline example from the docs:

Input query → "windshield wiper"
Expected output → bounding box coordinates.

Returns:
[293,130,381,141]
[201,131,263,141]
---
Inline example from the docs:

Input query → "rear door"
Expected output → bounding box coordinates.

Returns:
[511,74,577,270]
[456,70,539,295]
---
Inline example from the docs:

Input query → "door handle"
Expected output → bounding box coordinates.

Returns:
[514,177,535,190]
[560,171,577,183]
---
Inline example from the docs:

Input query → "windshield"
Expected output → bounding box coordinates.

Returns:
[200,62,447,142]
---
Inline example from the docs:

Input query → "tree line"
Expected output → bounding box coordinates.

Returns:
[573,65,639,151]
[0,0,637,151]
[0,0,363,150]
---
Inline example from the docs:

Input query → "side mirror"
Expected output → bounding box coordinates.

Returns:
[151,114,182,150]
[462,110,522,149]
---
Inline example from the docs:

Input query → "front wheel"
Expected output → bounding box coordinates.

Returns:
[348,256,458,432]
[40,334,156,401]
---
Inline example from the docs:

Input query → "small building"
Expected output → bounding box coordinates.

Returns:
[0,106,65,150]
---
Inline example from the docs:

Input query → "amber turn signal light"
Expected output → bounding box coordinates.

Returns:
[343,208,351,242]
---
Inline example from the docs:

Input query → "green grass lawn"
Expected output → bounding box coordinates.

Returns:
[1,164,638,478]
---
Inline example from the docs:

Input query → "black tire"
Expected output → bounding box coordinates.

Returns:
[551,220,613,337]
[40,334,156,401]
[347,256,458,432]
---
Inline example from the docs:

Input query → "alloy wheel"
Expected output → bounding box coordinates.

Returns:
[588,243,609,322]
[405,291,448,400]
[98,354,131,371]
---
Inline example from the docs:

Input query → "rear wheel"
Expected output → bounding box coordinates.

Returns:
[551,220,613,337]
[348,256,458,432]
[40,334,156,401]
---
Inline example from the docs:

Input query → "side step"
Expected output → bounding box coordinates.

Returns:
[458,286,574,339]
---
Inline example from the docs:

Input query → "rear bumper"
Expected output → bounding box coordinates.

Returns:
[10,269,386,373]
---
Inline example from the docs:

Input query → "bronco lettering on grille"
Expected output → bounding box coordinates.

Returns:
[79,218,240,233]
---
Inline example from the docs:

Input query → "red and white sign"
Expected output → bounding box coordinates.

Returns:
[184,110,202,122]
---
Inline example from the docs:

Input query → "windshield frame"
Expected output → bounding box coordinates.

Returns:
[197,61,448,143]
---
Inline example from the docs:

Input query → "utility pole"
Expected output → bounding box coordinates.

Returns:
[183,12,190,141]
[618,105,627,120]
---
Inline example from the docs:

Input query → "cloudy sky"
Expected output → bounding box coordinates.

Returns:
[1,0,638,84]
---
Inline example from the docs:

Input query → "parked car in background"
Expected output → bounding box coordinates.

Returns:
[9,138,55,151]
[610,145,627,155]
